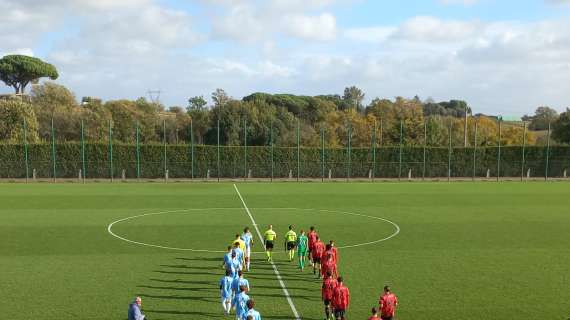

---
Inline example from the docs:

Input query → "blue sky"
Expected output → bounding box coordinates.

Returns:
[1,0,570,115]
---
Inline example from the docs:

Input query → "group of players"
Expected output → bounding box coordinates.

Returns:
[220,225,399,320]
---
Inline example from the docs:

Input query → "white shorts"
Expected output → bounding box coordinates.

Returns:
[244,247,251,259]
[221,296,231,304]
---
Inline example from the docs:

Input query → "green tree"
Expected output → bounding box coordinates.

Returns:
[342,86,365,112]
[552,108,570,144]
[0,99,39,142]
[529,106,559,131]
[188,96,208,110]
[0,55,58,94]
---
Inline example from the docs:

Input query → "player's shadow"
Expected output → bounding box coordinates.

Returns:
[137,293,217,302]
[176,256,220,262]
[144,308,221,318]
[153,269,218,276]
[159,264,216,271]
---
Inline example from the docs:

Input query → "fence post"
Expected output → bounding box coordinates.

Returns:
[398,120,403,181]
[497,118,502,182]
[422,121,427,181]
[473,121,478,181]
[81,119,86,183]
[23,119,29,182]
[109,120,114,182]
[190,119,194,180]
[244,118,247,181]
[297,119,300,182]
[163,119,167,182]
[448,124,452,182]
[347,122,351,181]
[321,126,325,182]
[217,119,220,182]
[51,117,56,182]
[521,122,527,182]
[372,120,377,181]
[270,122,274,182]
[136,121,141,180]
[545,122,551,181]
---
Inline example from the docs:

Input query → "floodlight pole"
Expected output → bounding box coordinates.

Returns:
[521,122,527,182]
[81,119,86,183]
[545,122,551,181]
[23,119,29,183]
[321,126,325,182]
[243,118,247,181]
[422,121,427,181]
[347,122,351,181]
[217,119,220,182]
[448,124,452,182]
[398,121,403,181]
[497,118,502,182]
[297,119,300,182]
[109,120,114,182]
[270,122,274,182]
[163,119,167,182]
[372,120,377,182]
[136,121,141,180]
[190,119,194,180]
[473,121,478,181]
[51,117,56,182]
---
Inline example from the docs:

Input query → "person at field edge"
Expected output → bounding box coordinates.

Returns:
[244,298,262,320]
[307,226,318,266]
[379,286,398,320]
[332,277,350,320]
[312,235,326,278]
[264,224,277,262]
[296,229,309,270]
[368,307,381,320]
[241,227,254,271]
[322,271,338,320]
[220,270,234,315]
[284,225,297,262]
[128,297,145,320]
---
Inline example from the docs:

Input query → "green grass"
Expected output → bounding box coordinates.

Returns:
[1,182,569,319]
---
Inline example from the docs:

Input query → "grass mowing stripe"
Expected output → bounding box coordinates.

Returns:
[233,184,301,320]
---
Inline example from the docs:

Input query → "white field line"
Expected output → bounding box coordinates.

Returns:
[233,184,301,320]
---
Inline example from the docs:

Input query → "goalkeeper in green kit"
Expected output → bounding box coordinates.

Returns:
[296,229,308,271]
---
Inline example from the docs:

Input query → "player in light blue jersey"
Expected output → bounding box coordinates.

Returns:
[241,227,254,271]
[244,299,262,320]
[232,270,250,297]
[220,270,234,315]
[222,246,233,270]
[229,251,242,278]
[233,285,250,320]
[233,242,245,268]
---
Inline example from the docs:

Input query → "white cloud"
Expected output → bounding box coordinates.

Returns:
[282,13,337,41]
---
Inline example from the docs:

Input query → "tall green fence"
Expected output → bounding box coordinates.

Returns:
[0,142,569,180]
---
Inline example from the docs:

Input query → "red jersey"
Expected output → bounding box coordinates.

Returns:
[312,241,325,259]
[332,284,350,310]
[321,252,337,277]
[307,231,318,249]
[379,293,398,317]
[331,246,338,263]
[321,277,338,301]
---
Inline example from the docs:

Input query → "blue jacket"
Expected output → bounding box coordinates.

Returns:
[128,302,145,320]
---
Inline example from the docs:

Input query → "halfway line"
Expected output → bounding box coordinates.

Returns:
[233,184,301,320]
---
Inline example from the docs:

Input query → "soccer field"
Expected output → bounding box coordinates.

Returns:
[1,182,569,319]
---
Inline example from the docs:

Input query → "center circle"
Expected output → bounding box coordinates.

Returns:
[107,208,400,253]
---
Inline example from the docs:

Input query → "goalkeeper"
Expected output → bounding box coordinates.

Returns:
[296,229,308,270]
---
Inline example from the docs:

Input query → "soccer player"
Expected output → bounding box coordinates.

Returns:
[296,229,308,270]
[312,235,326,278]
[233,234,246,254]
[229,250,242,278]
[329,240,338,264]
[241,227,254,271]
[379,285,398,320]
[321,247,338,279]
[368,307,381,320]
[332,277,350,320]
[233,285,250,320]
[322,271,338,320]
[232,270,250,297]
[222,246,233,271]
[307,226,318,266]
[220,270,234,315]
[233,242,245,268]
[263,224,277,262]
[244,299,262,320]
[284,225,297,262]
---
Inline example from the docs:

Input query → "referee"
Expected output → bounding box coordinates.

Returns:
[263,225,277,262]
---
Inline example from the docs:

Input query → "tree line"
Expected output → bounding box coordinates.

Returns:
[0,54,569,147]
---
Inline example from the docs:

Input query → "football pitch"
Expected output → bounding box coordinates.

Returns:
[1,182,569,319]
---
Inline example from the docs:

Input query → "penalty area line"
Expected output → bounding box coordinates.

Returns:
[233,184,301,320]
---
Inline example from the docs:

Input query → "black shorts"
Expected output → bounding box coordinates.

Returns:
[312,256,321,264]
[323,299,331,306]
[334,309,345,318]
[265,240,274,249]
[381,316,393,320]
[287,241,296,250]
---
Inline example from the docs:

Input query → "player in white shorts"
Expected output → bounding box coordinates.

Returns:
[241,227,254,271]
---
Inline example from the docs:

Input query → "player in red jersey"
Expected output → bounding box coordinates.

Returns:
[368,307,381,320]
[321,245,338,279]
[312,236,326,278]
[332,277,350,320]
[307,226,318,266]
[329,240,338,264]
[321,271,338,320]
[378,285,398,320]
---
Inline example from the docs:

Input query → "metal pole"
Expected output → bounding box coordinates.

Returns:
[136,121,141,180]
[190,119,194,180]
[81,119,86,183]
[321,126,325,182]
[163,119,167,182]
[398,120,403,181]
[23,119,29,182]
[422,121,427,181]
[244,118,247,180]
[497,119,502,182]
[270,122,274,182]
[464,105,468,147]
[217,119,220,182]
[545,122,551,181]
[473,121,478,181]
[109,120,114,182]
[51,117,56,182]
[296,119,301,181]
[372,120,377,181]
[448,124,452,182]
[521,122,527,182]
[347,122,351,181]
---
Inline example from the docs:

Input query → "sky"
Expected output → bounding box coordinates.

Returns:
[1,0,570,116]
